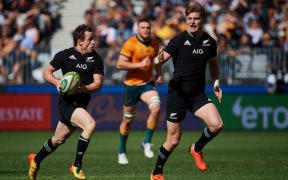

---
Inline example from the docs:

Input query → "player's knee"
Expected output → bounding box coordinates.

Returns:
[170,139,180,148]
[167,137,180,148]
[148,96,161,110]
[53,137,66,146]
[123,111,135,121]
[90,120,97,132]
[86,120,96,133]
[216,120,224,132]
[211,120,223,133]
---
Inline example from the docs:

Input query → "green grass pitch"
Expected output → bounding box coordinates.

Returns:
[0,130,287,180]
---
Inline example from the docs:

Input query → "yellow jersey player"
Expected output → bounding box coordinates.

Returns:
[116,17,162,164]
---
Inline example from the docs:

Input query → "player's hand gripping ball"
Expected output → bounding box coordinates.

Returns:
[60,72,80,95]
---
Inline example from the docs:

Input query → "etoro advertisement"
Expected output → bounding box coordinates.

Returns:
[211,94,288,130]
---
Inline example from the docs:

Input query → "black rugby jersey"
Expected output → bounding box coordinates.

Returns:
[50,47,104,85]
[165,31,217,95]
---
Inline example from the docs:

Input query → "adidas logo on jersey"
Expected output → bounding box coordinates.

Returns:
[202,39,210,46]
[69,55,76,60]
[184,40,191,45]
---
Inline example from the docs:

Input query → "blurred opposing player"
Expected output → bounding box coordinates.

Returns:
[28,24,104,180]
[116,18,162,164]
[151,3,223,180]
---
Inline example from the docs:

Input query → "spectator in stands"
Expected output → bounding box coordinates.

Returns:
[154,19,176,45]
[104,21,129,84]
[116,20,132,42]
[0,53,5,83]
[242,4,259,30]
[226,33,252,83]
[83,10,95,28]
[217,34,234,84]
[266,16,279,48]
[0,0,57,84]
[204,16,217,40]
[254,0,269,29]
[166,5,187,32]
[246,19,264,47]
[0,24,14,59]
[262,32,274,48]
[20,15,40,69]
[6,34,27,84]
[37,0,53,39]
[277,30,288,52]
[0,1,6,26]
[229,0,249,16]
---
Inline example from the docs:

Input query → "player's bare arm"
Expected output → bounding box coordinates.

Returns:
[116,54,151,70]
[154,51,163,85]
[209,57,222,103]
[42,64,61,92]
[155,64,163,85]
[78,74,103,93]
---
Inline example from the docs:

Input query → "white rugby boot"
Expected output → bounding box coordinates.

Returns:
[118,153,128,164]
[141,142,154,158]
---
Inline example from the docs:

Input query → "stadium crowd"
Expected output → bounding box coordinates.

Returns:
[1,0,288,93]
[0,0,59,84]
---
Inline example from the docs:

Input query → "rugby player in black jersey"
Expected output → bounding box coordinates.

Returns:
[27,24,104,180]
[151,3,223,180]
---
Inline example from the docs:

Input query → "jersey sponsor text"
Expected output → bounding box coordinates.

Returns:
[192,49,203,54]
[76,63,87,70]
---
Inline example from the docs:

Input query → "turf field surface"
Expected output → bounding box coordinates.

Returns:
[0,130,287,180]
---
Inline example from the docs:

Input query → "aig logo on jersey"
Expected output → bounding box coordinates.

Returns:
[192,49,203,54]
[76,63,87,70]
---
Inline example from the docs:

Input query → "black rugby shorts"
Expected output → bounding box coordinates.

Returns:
[166,86,212,123]
[58,94,89,127]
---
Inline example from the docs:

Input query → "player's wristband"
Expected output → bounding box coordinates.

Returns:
[214,79,220,88]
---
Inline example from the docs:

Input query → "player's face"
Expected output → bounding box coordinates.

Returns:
[186,12,203,34]
[137,22,151,41]
[80,31,95,54]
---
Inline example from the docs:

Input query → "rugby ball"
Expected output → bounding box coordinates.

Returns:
[59,72,80,95]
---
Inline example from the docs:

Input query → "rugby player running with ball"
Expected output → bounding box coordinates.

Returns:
[28,24,104,180]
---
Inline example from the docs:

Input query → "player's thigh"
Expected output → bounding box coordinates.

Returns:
[123,84,140,106]
[70,107,96,130]
[140,90,159,105]
[194,103,222,127]
[123,103,138,113]
[53,121,76,141]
